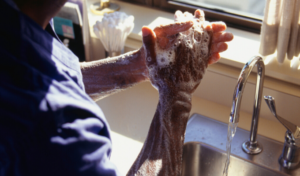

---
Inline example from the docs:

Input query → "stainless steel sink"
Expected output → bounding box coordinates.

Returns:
[182,142,287,176]
[182,114,300,176]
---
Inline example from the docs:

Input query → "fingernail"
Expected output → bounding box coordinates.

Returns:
[142,28,150,36]
[226,32,234,40]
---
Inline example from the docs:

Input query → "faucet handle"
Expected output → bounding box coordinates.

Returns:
[264,95,300,169]
[264,95,300,139]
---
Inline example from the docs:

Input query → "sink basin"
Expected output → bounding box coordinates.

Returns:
[182,114,300,176]
[182,142,287,176]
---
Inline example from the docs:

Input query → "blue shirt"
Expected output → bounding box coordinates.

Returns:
[0,0,119,175]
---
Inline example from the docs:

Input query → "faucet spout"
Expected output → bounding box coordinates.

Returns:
[229,56,265,154]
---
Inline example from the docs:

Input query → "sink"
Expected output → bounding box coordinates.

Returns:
[182,142,287,176]
[182,114,300,176]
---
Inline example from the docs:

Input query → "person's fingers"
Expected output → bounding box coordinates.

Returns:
[142,26,157,66]
[208,53,221,65]
[210,42,228,53]
[157,37,171,49]
[154,21,193,37]
[212,32,234,43]
[183,11,193,18]
[203,21,212,31]
[194,9,205,20]
[174,10,183,21]
[211,22,227,33]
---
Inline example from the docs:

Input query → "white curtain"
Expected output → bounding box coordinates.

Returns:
[259,0,300,68]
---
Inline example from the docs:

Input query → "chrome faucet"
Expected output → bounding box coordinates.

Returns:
[229,56,265,154]
[264,95,300,169]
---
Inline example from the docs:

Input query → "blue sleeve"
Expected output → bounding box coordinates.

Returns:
[0,1,122,173]
[0,42,121,176]
[41,81,121,176]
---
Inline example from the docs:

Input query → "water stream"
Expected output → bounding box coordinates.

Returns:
[222,122,238,176]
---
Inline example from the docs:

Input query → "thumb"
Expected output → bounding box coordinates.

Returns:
[142,26,157,66]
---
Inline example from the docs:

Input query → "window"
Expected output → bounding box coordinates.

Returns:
[122,0,265,33]
[172,0,265,20]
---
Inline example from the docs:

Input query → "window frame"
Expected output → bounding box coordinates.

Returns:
[120,0,152,6]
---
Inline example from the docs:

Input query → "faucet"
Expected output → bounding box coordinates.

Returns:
[264,95,300,169]
[229,56,265,154]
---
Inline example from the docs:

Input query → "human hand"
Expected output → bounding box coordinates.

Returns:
[173,10,233,65]
[128,10,234,176]
[142,9,233,94]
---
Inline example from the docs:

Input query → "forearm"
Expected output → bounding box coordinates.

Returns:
[127,90,192,176]
[80,48,149,101]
